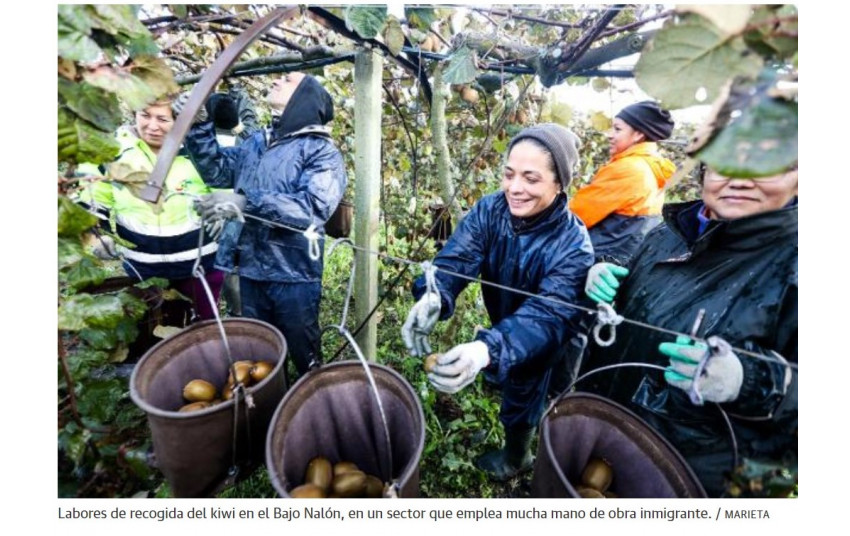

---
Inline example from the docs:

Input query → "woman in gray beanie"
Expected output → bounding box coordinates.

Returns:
[569,100,676,266]
[402,123,594,481]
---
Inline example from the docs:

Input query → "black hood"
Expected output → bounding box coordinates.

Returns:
[271,75,334,140]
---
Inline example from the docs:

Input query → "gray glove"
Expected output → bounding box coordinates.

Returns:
[585,262,629,304]
[90,235,119,260]
[172,91,209,124]
[661,335,744,404]
[194,192,246,222]
[401,291,441,357]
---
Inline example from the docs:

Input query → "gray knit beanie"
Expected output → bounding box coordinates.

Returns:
[507,123,581,190]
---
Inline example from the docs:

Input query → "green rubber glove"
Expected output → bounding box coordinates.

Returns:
[660,335,743,404]
[584,262,629,304]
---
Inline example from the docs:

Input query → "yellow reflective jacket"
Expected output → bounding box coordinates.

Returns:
[77,127,217,279]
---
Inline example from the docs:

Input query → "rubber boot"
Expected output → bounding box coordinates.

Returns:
[475,426,536,481]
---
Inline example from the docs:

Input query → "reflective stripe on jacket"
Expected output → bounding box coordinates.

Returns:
[77,127,216,280]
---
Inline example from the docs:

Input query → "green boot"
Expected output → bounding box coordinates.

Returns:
[475,426,536,481]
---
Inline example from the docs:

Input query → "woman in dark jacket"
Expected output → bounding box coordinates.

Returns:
[183,73,347,375]
[583,163,798,497]
[402,124,595,481]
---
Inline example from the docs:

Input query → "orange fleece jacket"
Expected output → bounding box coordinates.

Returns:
[569,142,676,229]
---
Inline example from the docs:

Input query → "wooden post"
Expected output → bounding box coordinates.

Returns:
[353,48,382,359]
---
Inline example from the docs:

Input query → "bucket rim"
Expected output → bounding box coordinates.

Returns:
[541,391,707,497]
[129,318,287,418]
[265,360,426,497]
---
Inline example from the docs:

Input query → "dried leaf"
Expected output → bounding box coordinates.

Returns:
[153,325,183,339]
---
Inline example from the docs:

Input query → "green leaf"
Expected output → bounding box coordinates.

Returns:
[79,326,119,350]
[744,5,798,61]
[442,46,479,85]
[82,64,158,112]
[77,378,125,423]
[58,4,93,34]
[345,6,387,39]
[118,291,148,322]
[58,24,102,63]
[127,56,180,101]
[135,277,169,290]
[65,257,110,291]
[695,80,797,177]
[58,108,120,165]
[67,347,109,377]
[91,4,149,39]
[58,79,122,134]
[59,237,86,271]
[86,294,127,329]
[383,16,406,57]
[58,293,95,331]
[406,7,438,30]
[114,318,141,345]
[58,196,98,238]
[635,14,763,109]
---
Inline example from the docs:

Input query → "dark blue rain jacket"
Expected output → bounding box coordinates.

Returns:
[183,78,347,283]
[582,199,798,496]
[414,192,594,388]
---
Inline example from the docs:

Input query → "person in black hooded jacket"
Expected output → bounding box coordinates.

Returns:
[582,162,798,497]
[180,72,348,376]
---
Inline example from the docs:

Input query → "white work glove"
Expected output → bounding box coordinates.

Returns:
[171,91,209,124]
[401,291,441,357]
[90,235,119,260]
[428,341,490,394]
[661,335,743,404]
[585,262,629,304]
[194,192,246,220]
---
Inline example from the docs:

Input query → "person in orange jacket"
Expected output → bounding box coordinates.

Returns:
[569,101,676,265]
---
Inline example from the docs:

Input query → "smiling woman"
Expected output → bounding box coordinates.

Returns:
[702,166,798,220]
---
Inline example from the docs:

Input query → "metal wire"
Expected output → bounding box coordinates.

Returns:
[227,209,797,372]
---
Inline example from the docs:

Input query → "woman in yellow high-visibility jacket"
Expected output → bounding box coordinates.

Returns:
[77,99,225,320]
[569,101,676,265]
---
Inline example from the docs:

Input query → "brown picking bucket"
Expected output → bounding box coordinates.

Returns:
[266,361,425,497]
[531,392,706,498]
[130,318,287,497]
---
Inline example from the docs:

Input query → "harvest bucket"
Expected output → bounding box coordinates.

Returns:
[531,392,706,498]
[266,361,425,497]
[130,318,288,497]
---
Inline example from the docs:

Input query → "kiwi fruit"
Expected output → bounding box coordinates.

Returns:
[178,401,212,412]
[364,475,384,498]
[183,379,217,402]
[424,353,440,373]
[334,461,359,476]
[332,470,367,498]
[460,86,479,104]
[581,457,613,493]
[290,483,326,498]
[305,456,333,493]
[227,362,254,385]
[250,361,274,383]
[576,486,605,498]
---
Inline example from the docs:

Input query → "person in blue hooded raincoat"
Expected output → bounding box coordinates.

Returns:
[177,72,347,376]
[402,124,595,481]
